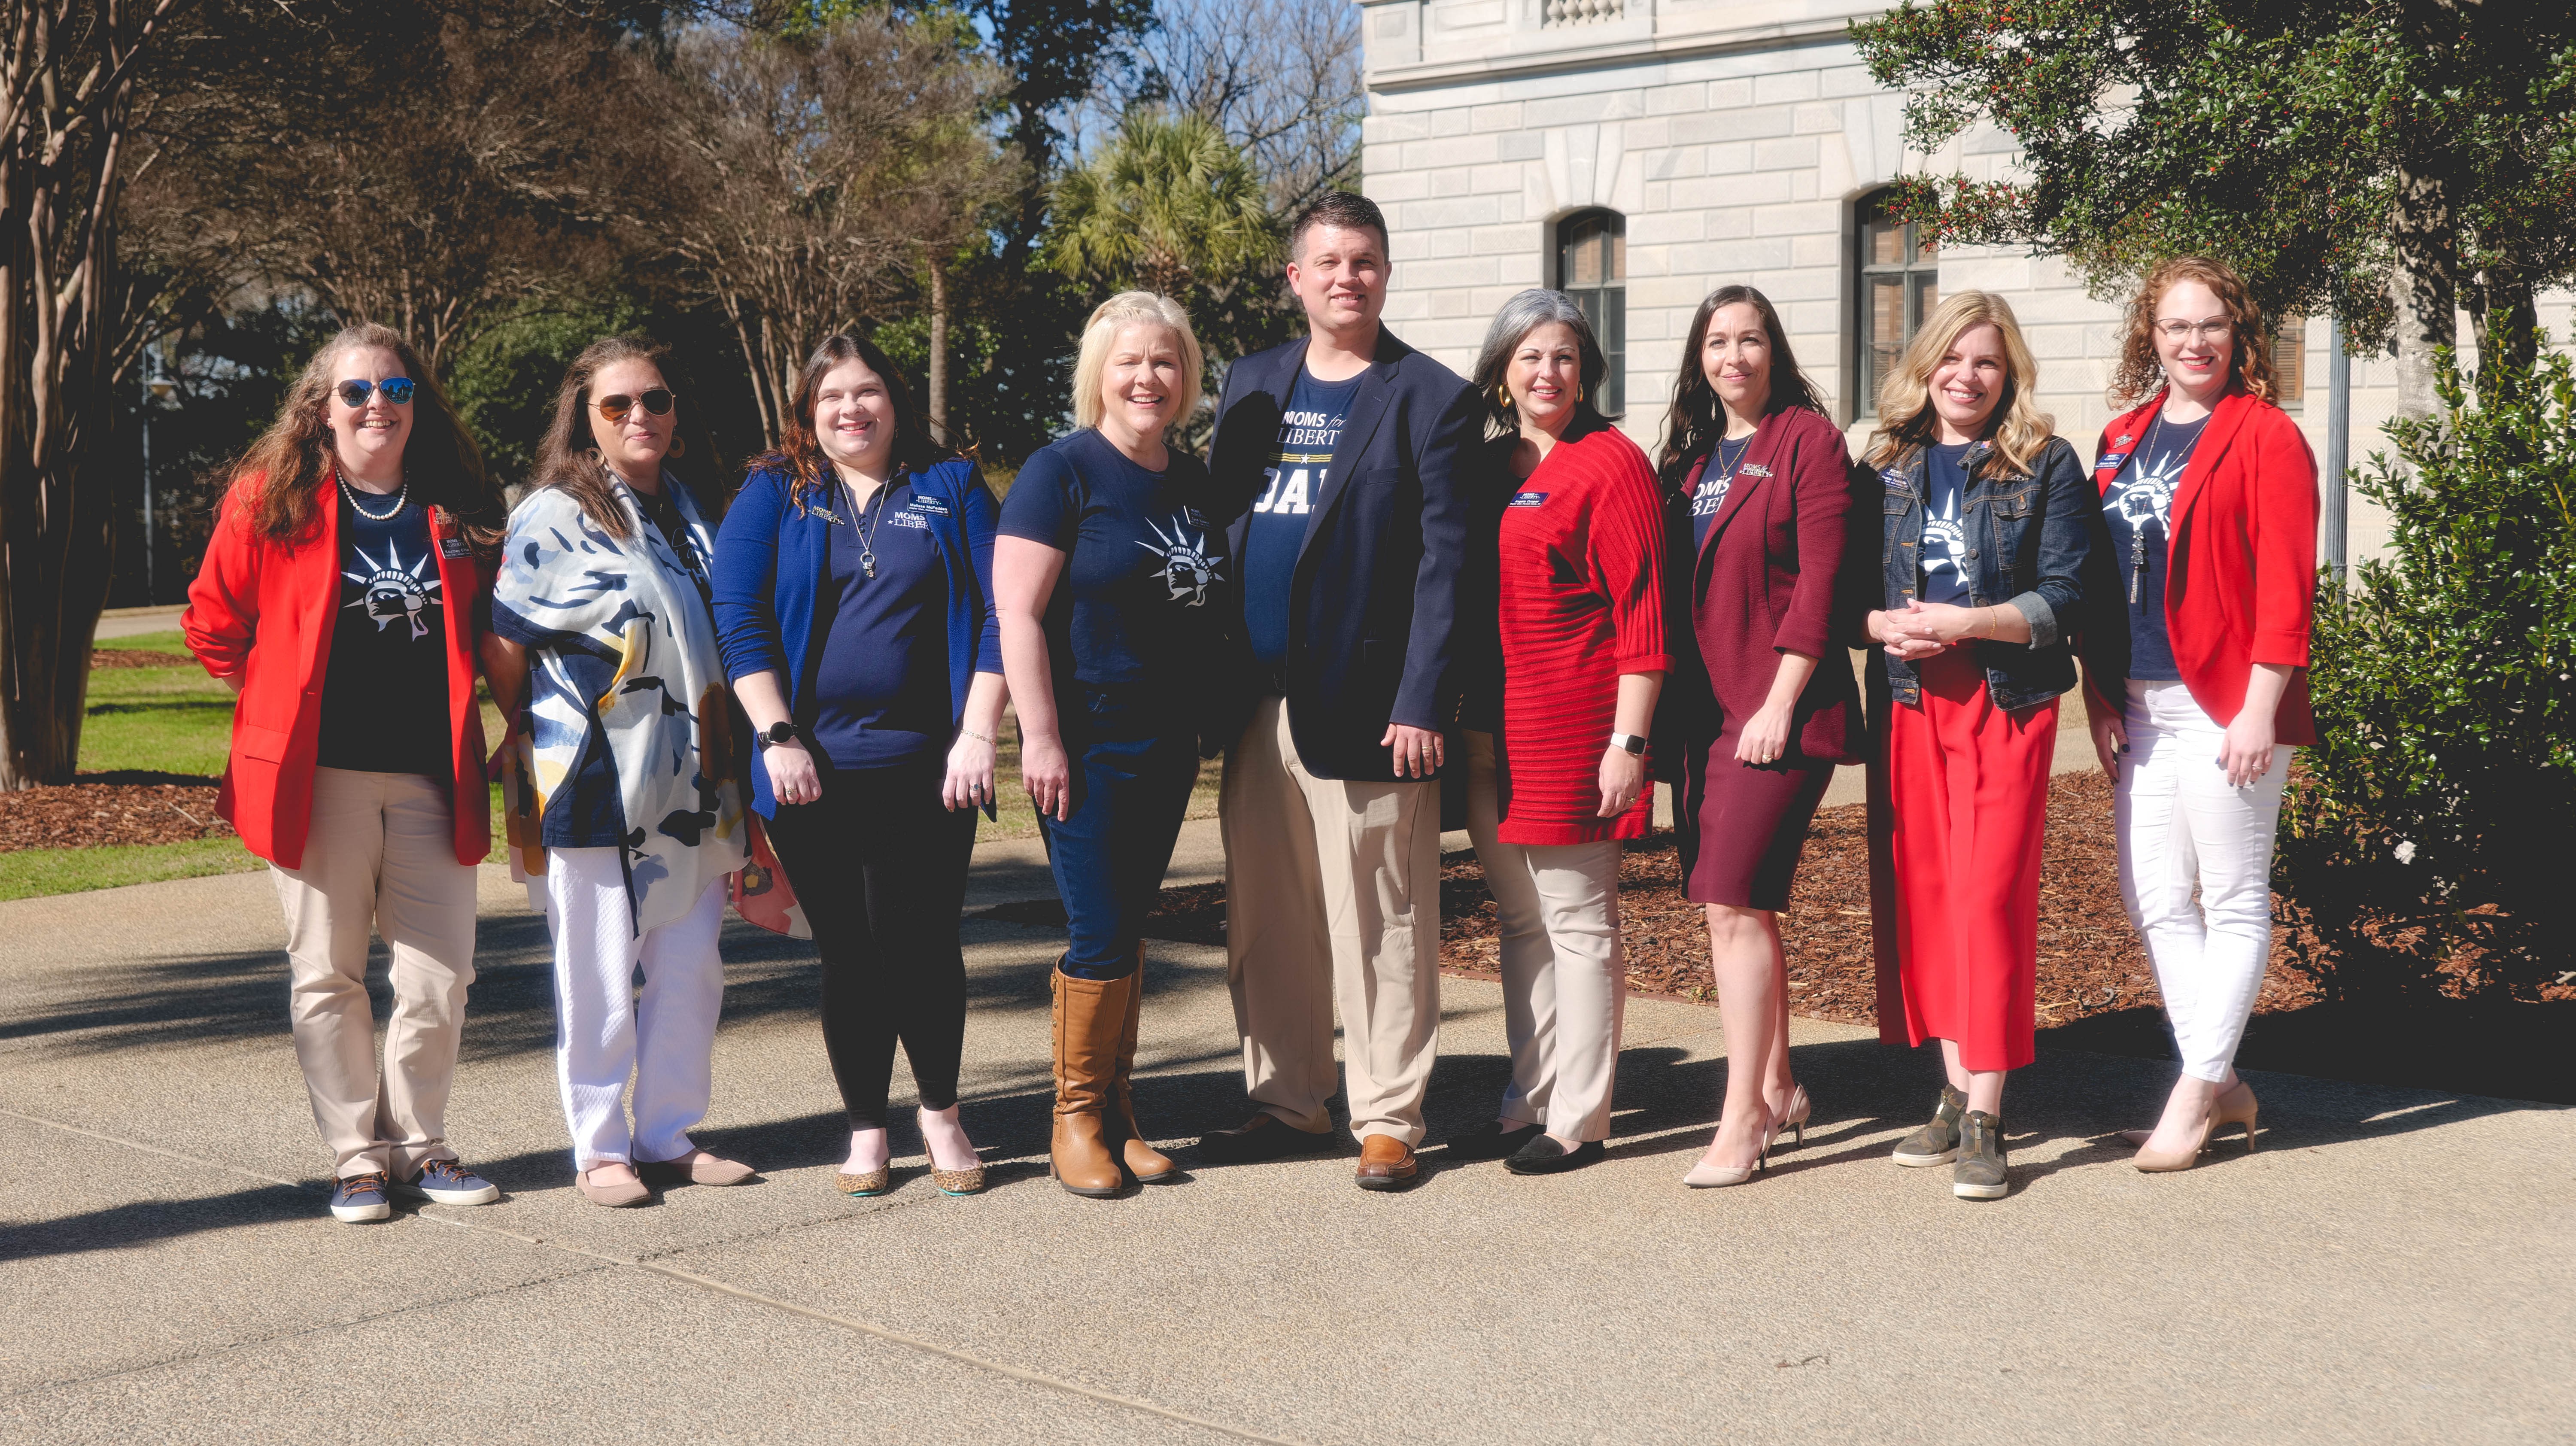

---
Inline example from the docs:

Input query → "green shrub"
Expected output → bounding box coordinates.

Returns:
[2283,334,2576,999]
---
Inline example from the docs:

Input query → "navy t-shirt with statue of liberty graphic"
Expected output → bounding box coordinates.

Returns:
[2101,409,2209,681]
[1916,441,1975,607]
[999,427,1230,735]
[317,488,452,775]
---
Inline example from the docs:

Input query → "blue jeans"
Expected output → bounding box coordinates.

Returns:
[1041,690,1200,980]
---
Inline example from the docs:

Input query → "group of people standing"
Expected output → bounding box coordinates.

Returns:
[185,192,2315,1221]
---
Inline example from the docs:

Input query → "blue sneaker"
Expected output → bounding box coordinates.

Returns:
[330,1171,392,1223]
[397,1158,500,1206]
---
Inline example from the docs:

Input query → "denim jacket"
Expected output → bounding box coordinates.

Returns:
[1867,434,2093,712]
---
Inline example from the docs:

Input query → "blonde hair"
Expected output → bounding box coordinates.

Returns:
[1865,290,2054,476]
[1070,292,1204,432]
[2108,255,2278,410]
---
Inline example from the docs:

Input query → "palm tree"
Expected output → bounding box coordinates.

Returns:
[1043,111,1280,305]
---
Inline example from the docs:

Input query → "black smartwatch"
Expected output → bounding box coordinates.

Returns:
[755,720,800,750]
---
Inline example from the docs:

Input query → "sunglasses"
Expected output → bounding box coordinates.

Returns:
[334,378,416,407]
[594,389,675,423]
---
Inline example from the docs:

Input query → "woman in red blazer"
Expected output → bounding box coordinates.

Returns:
[2081,256,2318,1173]
[183,323,507,1224]
[1651,285,1864,1188]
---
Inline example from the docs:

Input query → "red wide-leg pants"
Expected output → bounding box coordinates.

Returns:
[1886,649,2057,1072]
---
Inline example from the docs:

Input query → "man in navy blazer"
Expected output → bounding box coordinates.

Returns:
[1195,191,1481,1191]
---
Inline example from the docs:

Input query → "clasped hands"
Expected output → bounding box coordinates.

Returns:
[1869,599,1984,660]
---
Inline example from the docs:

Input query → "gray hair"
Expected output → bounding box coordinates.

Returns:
[1470,288,1612,435]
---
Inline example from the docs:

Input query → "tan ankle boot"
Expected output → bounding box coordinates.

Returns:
[1113,947,1179,1184]
[1051,967,1124,1198]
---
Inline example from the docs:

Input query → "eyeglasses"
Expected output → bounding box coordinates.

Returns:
[2154,319,2234,343]
[334,378,416,407]
[594,389,675,423]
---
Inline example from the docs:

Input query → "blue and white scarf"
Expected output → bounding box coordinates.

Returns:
[493,473,746,934]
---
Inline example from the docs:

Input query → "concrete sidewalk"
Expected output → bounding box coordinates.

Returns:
[2,857,2569,1444]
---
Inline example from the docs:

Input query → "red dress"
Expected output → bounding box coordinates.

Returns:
[1495,426,1670,845]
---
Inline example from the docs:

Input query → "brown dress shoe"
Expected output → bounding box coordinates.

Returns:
[1113,945,1180,1184]
[1354,1134,1419,1192]
[1050,967,1126,1198]
[636,1149,756,1186]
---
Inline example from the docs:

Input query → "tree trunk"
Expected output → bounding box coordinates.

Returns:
[2386,157,2456,420]
[2467,264,2539,392]
[0,2,168,790]
[927,255,950,446]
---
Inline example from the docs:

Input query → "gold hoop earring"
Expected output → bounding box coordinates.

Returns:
[667,434,686,459]
[1491,383,1513,411]
[1575,382,1586,406]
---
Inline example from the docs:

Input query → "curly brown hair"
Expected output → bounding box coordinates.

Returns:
[230,323,501,549]
[2108,256,2278,410]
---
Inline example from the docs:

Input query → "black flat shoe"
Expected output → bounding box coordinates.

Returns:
[1443,1121,1543,1161]
[1504,1136,1605,1175]
[1195,1112,1337,1164]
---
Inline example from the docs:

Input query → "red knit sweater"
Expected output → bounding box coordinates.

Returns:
[1497,425,1671,845]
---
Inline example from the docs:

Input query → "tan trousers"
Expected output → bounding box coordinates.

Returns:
[1463,731,1626,1142]
[1221,696,1442,1145]
[269,768,479,1180]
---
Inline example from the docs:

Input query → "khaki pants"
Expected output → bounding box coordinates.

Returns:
[269,768,479,1180]
[1462,731,1625,1142]
[1221,696,1441,1145]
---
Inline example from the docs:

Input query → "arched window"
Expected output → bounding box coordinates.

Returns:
[1854,191,1938,417]
[1557,209,1626,416]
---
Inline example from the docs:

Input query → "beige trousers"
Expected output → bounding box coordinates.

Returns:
[269,768,479,1180]
[1221,696,1442,1145]
[1462,731,1626,1142]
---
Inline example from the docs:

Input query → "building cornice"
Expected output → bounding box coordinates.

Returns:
[1364,16,1861,95]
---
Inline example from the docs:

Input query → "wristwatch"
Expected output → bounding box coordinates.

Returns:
[1609,732,1647,756]
[754,720,800,750]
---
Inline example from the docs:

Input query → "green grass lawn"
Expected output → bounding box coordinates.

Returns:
[3,626,1221,899]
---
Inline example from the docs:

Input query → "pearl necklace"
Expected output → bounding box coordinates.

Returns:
[338,468,407,521]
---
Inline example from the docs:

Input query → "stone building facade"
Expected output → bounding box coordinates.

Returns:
[1356,0,2573,559]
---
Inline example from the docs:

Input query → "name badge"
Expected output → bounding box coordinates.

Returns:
[907,495,951,516]
[1508,491,1548,508]
[2095,453,2131,479]
[886,510,930,530]
[1183,507,1207,528]
[1738,463,1772,478]
[439,537,471,559]
[1880,468,1911,493]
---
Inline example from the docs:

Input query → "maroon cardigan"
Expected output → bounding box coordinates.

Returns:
[1664,405,1866,766]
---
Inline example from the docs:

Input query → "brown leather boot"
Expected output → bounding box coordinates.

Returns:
[1051,967,1124,1198]
[1112,946,1180,1184]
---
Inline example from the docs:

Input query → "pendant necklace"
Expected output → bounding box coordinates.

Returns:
[338,466,407,521]
[851,479,887,579]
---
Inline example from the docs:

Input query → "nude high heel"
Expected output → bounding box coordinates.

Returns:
[2132,1080,2260,1172]
[1684,1113,1774,1189]
[1770,1084,1812,1150]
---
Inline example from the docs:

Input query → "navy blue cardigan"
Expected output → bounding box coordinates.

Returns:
[712,458,1002,817]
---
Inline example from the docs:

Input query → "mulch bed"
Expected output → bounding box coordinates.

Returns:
[91,648,189,669]
[0,776,233,852]
[980,772,2324,1034]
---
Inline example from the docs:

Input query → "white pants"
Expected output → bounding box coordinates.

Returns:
[541,849,728,1168]
[2116,680,2290,1083]
[1464,731,1626,1142]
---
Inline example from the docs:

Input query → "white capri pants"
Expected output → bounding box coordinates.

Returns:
[541,848,728,1168]
[2116,680,2291,1084]
[1464,731,1626,1143]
